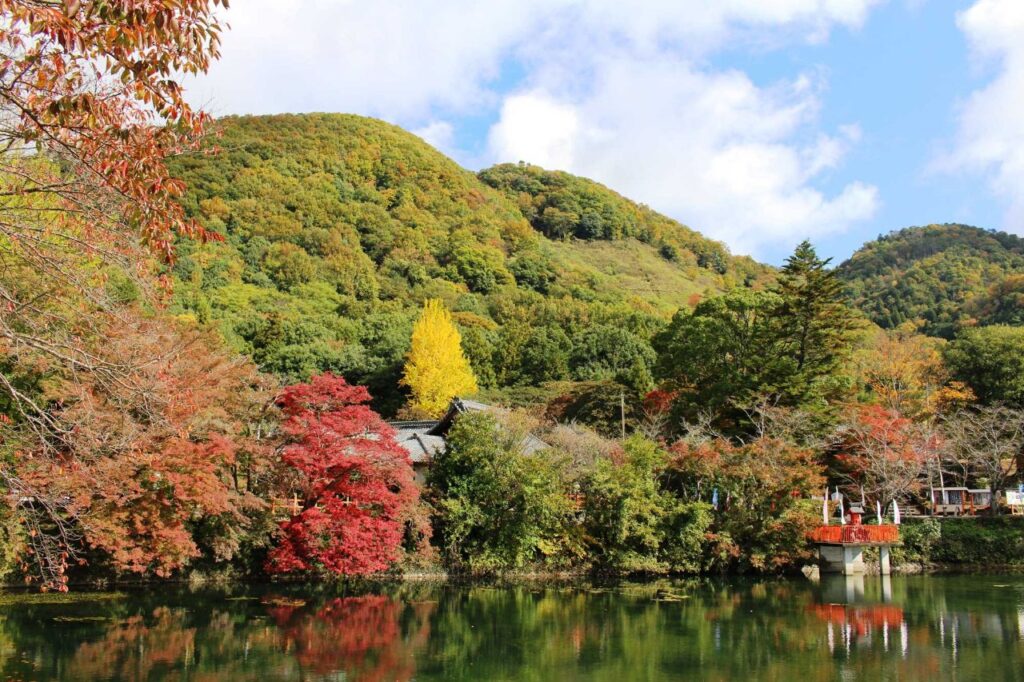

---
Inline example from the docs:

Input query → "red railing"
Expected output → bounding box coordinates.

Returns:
[808,524,899,544]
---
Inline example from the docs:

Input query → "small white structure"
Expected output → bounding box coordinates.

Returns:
[1006,490,1024,515]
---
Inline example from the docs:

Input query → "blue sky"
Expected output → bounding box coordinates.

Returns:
[727,0,988,263]
[189,0,1024,265]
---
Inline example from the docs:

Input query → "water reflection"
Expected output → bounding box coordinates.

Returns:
[0,575,1022,681]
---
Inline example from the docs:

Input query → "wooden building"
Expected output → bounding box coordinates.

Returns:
[930,487,992,516]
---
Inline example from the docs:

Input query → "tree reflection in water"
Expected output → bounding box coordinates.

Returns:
[268,595,433,681]
[0,577,1020,680]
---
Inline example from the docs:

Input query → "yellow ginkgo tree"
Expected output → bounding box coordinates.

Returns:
[401,299,478,416]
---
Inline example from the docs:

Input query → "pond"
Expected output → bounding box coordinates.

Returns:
[0,574,1021,680]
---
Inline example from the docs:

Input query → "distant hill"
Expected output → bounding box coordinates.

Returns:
[836,224,1024,338]
[167,113,770,412]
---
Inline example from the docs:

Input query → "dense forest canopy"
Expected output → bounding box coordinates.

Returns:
[836,224,1024,338]
[167,114,771,414]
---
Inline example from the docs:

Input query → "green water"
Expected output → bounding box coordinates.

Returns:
[0,575,1021,680]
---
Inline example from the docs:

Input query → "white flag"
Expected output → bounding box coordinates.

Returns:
[823,495,829,525]
[839,497,846,525]
[892,500,901,525]
[876,500,883,525]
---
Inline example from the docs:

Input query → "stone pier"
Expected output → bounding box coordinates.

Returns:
[818,543,866,575]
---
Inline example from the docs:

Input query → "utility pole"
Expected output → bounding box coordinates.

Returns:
[620,390,626,440]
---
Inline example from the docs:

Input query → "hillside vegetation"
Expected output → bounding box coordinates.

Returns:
[167,113,768,412]
[837,224,1024,338]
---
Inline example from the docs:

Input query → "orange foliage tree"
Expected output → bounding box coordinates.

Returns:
[11,311,274,589]
[666,436,824,572]
[0,0,227,430]
[0,0,224,257]
[0,1,237,589]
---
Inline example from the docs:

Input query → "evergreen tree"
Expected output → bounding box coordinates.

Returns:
[401,300,479,416]
[652,288,793,432]
[774,240,858,405]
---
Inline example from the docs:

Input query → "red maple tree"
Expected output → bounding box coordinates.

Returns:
[267,374,420,576]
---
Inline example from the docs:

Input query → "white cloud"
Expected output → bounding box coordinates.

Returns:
[488,60,878,254]
[189,0,885,255]
[192,1,881,118]
[190,0,547,119]
[488,94,580,171]
[939,0,1024,231]
[412,121,456,150]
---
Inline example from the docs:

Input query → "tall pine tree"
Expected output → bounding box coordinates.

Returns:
[774,240,859,406]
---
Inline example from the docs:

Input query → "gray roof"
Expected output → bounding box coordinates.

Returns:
[457,399,491,412]
[394,428,447,463]
[389,420,439,431]
[388,397,548,463]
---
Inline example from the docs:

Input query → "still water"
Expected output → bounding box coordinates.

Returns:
[0,575,1022,681]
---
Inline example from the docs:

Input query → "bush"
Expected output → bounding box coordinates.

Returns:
[427,412,580,572]
[892,517,1024,567]
[582,436,669,573]
[891,518,940,565]
[930,517,1024,565]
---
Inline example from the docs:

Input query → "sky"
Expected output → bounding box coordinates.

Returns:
[187,0,1024,265]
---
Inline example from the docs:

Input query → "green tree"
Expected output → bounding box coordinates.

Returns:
[458,326,498,388]
[521,327,572,384]
[427,413,579,571]
[570,325,656,392]
[263,242,317,291]
[508,249,557,293]
[774,240,859,405]
[945,325,1024,406]
[653,289,793,431]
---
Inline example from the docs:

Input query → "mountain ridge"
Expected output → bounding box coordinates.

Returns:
[836,223,1024,337]
[166,113,769,412]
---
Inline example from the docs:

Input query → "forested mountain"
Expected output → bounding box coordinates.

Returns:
[167,113,769,413]
[836,224,1024,338]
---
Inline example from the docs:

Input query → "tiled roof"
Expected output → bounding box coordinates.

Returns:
[394,430,446,463]
[388,397,549,463]
[389,420,439,431]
